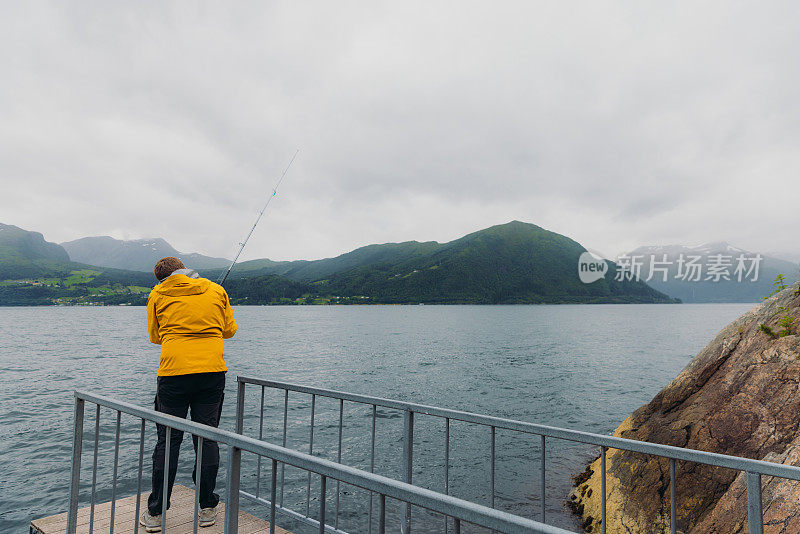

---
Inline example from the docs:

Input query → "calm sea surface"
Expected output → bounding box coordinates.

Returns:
[0,304,753,532]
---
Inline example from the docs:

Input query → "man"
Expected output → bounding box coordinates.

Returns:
[140,257,237,532]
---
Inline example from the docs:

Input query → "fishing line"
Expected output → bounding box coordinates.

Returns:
[218,148,299,285]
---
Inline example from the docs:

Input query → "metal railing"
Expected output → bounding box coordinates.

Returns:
[236,376,800,534]
[66,389,572,534]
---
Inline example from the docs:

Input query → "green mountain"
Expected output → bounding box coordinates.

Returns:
[0,223,71,279]
[0,224,154,306]
[220,221,676,305]
[317,221,673,304]
[61,236,230,272]
[1,221,677,305]
[217,240,441,281]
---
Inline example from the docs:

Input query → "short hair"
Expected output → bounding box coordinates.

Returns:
[154,257,185,281]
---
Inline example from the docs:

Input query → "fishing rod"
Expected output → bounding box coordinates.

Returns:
[218,149,299,286]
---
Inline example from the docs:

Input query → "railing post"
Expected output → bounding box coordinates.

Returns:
[235,379,246,434]
[600,446,606,534]
[134,419,145,534]
[306,394,316,517]
[490,426,496,509]
[90,404,100,534]
[280,389,288,507]
[402,409,414,534]
[670,458,676,534]
[746,471,763,534]
[66,396,85,534]
[225,446,242,534]
[540,434,546,523]
[335,398,344,529]
[444,417,450,534]
[369,404,377,534]
[230,381,245,533]
[194,437,204,534]
[161,427,171,533]
[256,386,265,498]
[319,475,327,534]
[270,459,278,534]
[110,411,121,534]
[378,493,386,534]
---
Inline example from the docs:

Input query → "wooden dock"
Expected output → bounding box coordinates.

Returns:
[31,484,290,534]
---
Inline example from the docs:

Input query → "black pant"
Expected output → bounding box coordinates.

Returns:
[148,372,225,515]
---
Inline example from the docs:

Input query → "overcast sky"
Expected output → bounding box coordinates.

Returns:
[2,1,799,262]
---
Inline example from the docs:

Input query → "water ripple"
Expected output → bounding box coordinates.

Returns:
[0,303,752,532]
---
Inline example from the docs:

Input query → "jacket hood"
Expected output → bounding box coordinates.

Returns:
[155,274,212,297]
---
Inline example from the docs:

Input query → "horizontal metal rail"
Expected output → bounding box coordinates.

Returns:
[238,376,800,481]
[238,376,797,533]
[240,490,349,534]
[68,389,572,534]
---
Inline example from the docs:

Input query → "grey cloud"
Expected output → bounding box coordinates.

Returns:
[1,1,799,261]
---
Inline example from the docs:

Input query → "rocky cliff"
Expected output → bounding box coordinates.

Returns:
[569,284,800,533]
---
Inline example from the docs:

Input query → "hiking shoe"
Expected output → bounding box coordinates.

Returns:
[199,507,217,527]
[139,511,162,532]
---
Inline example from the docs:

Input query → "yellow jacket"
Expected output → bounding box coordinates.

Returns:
[147,274,237,376]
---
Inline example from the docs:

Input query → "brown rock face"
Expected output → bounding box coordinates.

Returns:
[569,285,800,533]
[692,438,800,533]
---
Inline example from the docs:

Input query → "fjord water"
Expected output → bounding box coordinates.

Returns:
[0,303,753,532]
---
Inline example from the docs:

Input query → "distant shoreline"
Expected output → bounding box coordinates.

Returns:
[1,301,767,308]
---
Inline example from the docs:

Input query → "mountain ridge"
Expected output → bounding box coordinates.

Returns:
[1,220,678,305]
[626,242,799,303]
[221,221,677,305]
[0,223,71,279]
[61,235,231,272]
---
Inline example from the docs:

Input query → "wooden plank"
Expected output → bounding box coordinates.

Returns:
[32,485,194,530]
[31,485,291,534]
